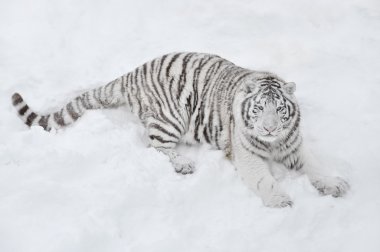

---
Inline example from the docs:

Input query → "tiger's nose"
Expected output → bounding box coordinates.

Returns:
[263,119,278,133]
[263,125,276,133]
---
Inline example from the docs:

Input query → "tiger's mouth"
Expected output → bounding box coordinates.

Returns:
[259,134,278,142]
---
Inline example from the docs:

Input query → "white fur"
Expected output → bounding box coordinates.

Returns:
[230,80,349,207]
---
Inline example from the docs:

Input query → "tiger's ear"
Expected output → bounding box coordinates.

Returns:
[284,82,296,95]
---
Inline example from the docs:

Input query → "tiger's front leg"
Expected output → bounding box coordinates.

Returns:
[233,140,293,208]
[286,145,350,197]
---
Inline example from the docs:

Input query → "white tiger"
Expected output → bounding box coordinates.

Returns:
[11,52,349,207]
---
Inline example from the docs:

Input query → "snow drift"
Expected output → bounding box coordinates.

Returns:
[0,0,379,251]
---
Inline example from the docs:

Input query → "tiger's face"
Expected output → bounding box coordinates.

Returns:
[241,75,297,142]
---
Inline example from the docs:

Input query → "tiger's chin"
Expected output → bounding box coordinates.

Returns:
[258,135,278,142]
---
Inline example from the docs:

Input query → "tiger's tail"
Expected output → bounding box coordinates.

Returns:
[11,77,125,131]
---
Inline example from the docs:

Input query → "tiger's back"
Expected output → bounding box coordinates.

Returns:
[117,52,251,152]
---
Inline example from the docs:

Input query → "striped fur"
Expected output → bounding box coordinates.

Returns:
[11,52,302,174]
[12,77,124,131]
[13,52,344,207]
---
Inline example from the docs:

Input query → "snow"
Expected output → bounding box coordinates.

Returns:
[1,0,380,251]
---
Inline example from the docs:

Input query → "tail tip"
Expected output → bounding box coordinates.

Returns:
[12,92,23,106]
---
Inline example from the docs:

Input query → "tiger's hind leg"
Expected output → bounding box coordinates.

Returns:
[156,147,195,175]
[146,121,194,175]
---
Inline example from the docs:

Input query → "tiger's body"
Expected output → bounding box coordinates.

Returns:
[12,52,349,207]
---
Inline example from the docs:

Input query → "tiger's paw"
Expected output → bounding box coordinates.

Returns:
[263,192,293,208]
[311,176,350,197]
[172,156,195,175]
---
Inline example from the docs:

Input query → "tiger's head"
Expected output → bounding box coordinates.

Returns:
[238,73,299,143]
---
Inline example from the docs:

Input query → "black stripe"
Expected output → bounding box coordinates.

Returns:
[279,141,302,164]
[133,68,143,118]
[148,60,166,107]
[26,112,37,126]
[214,125,221,149]
[283,131,301,150]
[185,94,192,118]
[212,63,228,138]
[104,79,113,101]
[193,108,201,142]
[125,72,133,108]
[154,60,179,138]
[12,93,23,106]
[285,155,303,170]
[191,57,209,111]
[283,113,300,143]
[241,140,268,160]
[83,92,93,109]
[165,53,182,78]
[138,62,158,116]
[54,109,65,126]
[294,159,304,171]
[156,63,185,132]
[158,108,182,135]
[242,131,269,149]
[147,61,182,134]
[77,96,86,114]
[167,76,186,130]
[192,57,222,142]
[231,72,252,89]
[112,77,120,96]
[79,95,86,110]
[178,53,195,98]
[150,123,179,139]
[66,102,80,121]
[143,62,160,111]
[241,97,251,127]
[194,59,221,141]
[287,156,304,170]
[98,86,106,107]
[120,75,126,94]
[207,109,214,143]
[158,54,168,82]
[93,88,102,107]
[246,136,268,152]
[19,105,29,116]
[149,135,177,144]
[203,127,210,143]
[38,115,50,130]
[139,64,159,117]
[257,177,265,190]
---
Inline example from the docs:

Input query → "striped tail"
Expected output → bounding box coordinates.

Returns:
[11,77,125,131]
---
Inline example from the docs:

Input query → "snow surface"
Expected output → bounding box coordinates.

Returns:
[1,0,380,251]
